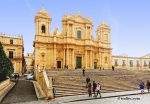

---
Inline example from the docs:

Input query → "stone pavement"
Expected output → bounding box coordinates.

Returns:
[1,79,37,104]
[13,90,150,104]
[65,94,150,104]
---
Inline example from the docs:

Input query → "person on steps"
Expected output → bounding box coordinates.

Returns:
[88,82,92,97]
[139,81,145,94]
[146,80,150,93]
[96,83,101,98]
[93,81,97,97]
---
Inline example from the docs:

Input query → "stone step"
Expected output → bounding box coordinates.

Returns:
[56,91,86,95]
[55,93,86,98]
[53,82,138,92]
[54,87,87,93]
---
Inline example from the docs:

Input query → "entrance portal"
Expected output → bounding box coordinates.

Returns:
[57,61,61,68]
[76,57,82,68]
[94,62,97,69]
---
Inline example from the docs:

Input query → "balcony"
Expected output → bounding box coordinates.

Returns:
[9,56,22,60]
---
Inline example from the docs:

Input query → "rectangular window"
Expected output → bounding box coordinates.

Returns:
[130,60,133,67]
[9,51,13,59]
[77,31,81,39]
[122,60,126,66]
[144,60,147,67]
[10,39,13,44]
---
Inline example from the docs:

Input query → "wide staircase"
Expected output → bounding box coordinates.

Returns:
[1,80,37,104]
[47,69,150,98]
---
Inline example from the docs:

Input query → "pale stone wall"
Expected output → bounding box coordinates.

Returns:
[112,54,150,70]
[0,33,24,75]
[33,9,112,70]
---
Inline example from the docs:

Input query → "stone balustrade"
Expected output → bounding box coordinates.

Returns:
[35,69,53,99]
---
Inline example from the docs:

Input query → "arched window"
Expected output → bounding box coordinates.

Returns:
[41,25,46,33]
[77,30,81,39]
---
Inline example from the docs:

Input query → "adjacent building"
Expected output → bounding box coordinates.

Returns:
[0,33,25,75]
[33,9,112,70]
[25,53,34,72]
[112,54,150,70]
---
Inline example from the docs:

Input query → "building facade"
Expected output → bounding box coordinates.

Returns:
[0,33,24,75]
[25,53,34,72]
[112,54,150,70]
[33,9,112,70]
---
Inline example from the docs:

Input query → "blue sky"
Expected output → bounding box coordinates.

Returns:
[0,0,150,57]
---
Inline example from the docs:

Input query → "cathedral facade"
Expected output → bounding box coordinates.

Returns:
[33,9,112,70]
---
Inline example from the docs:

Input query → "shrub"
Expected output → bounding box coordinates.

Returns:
[0,42,14,81]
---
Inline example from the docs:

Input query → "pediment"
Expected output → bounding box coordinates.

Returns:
[63,14,92,24]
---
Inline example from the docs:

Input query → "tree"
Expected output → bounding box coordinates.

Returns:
[0,42,14,81]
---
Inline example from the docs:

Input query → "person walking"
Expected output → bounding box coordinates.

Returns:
[86,77,90,84]
[93,81,97,97]
[88,82,92,97]
[139,81,145,94]
[96,83,101,98]
[86,77,90,88]
[14,74,17,81]
[53,87,56,98]
[146,80,150,93]
[82,68,85,76]
[112,66,115,71]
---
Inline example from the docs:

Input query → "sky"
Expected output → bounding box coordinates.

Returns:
[0,0,150,57]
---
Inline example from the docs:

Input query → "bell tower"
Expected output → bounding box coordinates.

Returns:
[35,8,51,35]
[96,21,112,69]
[96,21,111,48]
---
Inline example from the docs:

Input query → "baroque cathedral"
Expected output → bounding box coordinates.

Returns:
[33,8,112,70]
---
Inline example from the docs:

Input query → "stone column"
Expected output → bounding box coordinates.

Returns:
[72,49,75,69]
[90,50,93,69]
[99,52,101,69]
[54,44,56,69]
[85,27,87,39]
[85,50,87,69]
[109,52,112,69]
[63,48,66,68]
[66,48,69,68]
[48,21,50,34]
[72,25,74,37]
[67,24,69,37]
